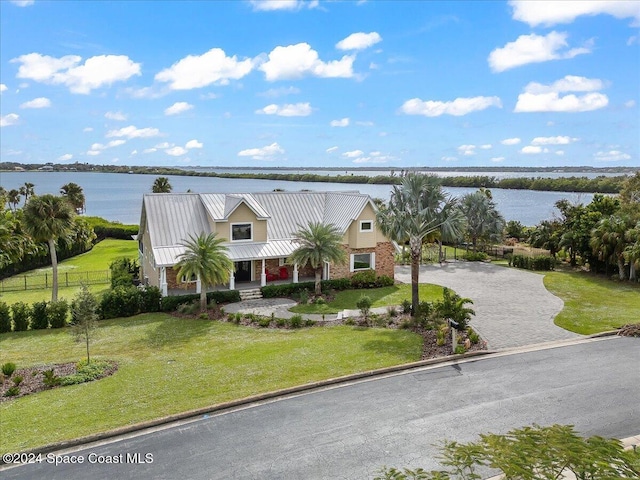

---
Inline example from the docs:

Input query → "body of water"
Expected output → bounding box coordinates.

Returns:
[1,171,600,226]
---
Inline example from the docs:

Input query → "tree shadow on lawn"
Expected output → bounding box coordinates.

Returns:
[127,314,213,348]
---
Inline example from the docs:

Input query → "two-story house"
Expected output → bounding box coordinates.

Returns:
[138,191,395,295]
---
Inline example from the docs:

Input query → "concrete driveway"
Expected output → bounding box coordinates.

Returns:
[395,262,581,349]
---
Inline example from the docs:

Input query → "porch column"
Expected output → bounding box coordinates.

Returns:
[293,263,299,283]
[196,275,201,294]
[160,267,168,297]
[260,258,267,287]
[229,269,235,290]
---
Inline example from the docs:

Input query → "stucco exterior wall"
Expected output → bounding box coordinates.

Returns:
[218,203,268,242]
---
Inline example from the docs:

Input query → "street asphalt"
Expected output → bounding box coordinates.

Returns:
[3,337,638,480]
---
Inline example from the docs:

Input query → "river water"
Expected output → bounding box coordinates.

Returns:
[0,171,600,226]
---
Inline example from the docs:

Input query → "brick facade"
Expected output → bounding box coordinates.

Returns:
[329,241,395,279]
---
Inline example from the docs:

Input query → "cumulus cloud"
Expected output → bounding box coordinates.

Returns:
[258,86,301,98]
[57,154,73,161]
[238,142,284,160]
[0,84,7,93]
[256,102,312,116]
[185,139,203,149]
[488,31,591,72]
[249,0,318,11]
[491,157,506,162]
[556,150,565,156]
[165,101,194,116]
[1,113,20,127]
[166,146,188,156]
[330,117,350,127]
[259,43,355,81]
[20,97,51,109]
[515,75,609,113]
[531,136,577,145]
[155,48,254,90]
[326,146,339,153]
[154,142,172,149]
[400,96,502,116]
[336,32,382,51]
[143,148,157,154]
[89,140,127,153]
[342,150,364,158]
[524,75,605,94]
[83,127,93,133]
[594,150,631,161]
[11,1,34,6]
[105,111,127,121]
[458,145,477,156]
[11,53,141,94]
[521,145,549,154]
[509,0,640,27]
[106,125,161,139]
[501,137,521,145]
[480,144,492,150]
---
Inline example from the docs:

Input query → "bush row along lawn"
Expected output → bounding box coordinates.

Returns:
[544,269,640,335]
[289,284,445,314]
[0,314,423,454]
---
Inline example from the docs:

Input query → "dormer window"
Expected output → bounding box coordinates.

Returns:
[231,223,253,241]
[360,220,373,232]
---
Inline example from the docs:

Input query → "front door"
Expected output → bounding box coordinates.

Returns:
[235,261,252,282]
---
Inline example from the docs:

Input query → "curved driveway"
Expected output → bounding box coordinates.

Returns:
[395,262,581,349]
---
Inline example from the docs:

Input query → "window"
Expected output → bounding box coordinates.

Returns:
[278,257,286,266]
[350,252,375,271]
[231,223,252,241]
[181,273,197,283]
[359,220,373,232]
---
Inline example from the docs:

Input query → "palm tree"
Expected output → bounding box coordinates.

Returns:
[152,177,173,193]
[176,232,233,312]
[288,221,347,295]
[7,189,21,212]
[623,221,640,281]
[23,194,75,301]
[376,173,464,315]
[590,215,630,280]
[21,182,35,205]
[459,190,505,252]
[60,182,86,214]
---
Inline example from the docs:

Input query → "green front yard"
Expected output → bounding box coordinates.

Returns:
[289,284,444,314]
[0,314,422,454]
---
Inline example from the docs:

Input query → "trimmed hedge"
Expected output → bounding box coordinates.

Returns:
[31,301,49,330]
[84,216,139,241]
[11,302,30,331]
[0,302,12,333]
[260,275,394,298]
[160,290,241,312]
[509,254,556,271]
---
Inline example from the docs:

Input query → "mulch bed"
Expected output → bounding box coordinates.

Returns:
[0,361,118,403]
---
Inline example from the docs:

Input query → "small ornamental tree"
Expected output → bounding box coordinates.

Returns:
[0,301,11,333]
[72,285,98,364]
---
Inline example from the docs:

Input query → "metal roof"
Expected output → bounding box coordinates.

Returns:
[143,194,210,247]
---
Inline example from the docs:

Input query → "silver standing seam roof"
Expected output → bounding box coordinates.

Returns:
[141,191,374,267]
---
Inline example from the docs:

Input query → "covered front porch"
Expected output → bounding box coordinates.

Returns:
[167,273,316,296]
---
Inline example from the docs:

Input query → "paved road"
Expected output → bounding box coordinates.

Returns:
[4,337,638,480]
[395,263,580,349]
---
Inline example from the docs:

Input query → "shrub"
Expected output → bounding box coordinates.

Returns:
[48,300,69,328]
[2,362,16,377]
[288,314,303,329]
[463,251,488,262]
[12,375,23,386]
[42,369,61,388]
[312,296,326,305]
[4,386,20,397]
[305,319,316,327]
[60,360,113,386]
[0,302,12,333]
[257,317,271,328]
[376,275,395,287]
[454,345,466,354]
[99,286,141,319]
[468,330,480,344]
[110,257,139,288]
[276,318,286,328]
[509,254,555,271]
[356,295,372,319]
[159,290,240,312]
[11,302,30,331]
[261,279,351,298]
[139,286,162,312]
[401,299,412,315]
[176,301,199,315]
[387,306,398,317]
[298,289,309,304]
[344,317,355,326]
[31,301,49,330]
[350,270,377,289]
[85,217,139,241]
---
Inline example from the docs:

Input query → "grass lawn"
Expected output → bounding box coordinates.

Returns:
[289,284,445,314]
[544,270,640,335]
[0,313,422,453]
[0,239,137,306]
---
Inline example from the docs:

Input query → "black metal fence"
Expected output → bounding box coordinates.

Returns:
[0,270,111,292]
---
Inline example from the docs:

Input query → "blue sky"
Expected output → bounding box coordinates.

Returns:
[1,0,638,168]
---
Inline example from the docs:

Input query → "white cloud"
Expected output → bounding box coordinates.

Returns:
[336,32,382,51]
[90,140,126,152]
[521,145,549,154]
[259,43,355,81]
[441,156,458,162]
[343,149,364,158]
[105,111,127,121]
[556,150,565,156]
[531,136,577,145]
[628,35,638,46]
[20,97,51,109]
[11,1,34,6]
[238,142,284,160]
[256,102,312,116]
[143,148,157,154]
[488,31,591,72]
[625,100,636,108]
[106,125,161,139]
[401,96,502,116]
[83,127,93,133]
[258,86,301,98]
[125,85,167,99]
[131,150,138,155]
[509,0,640,27]
[165,101,194,116]
[330,117,350,127]
[249,0,317,11]
[326,146,339,153]
[166,146,188,156]
[352,156,389,164]
[0,84,7,93]
[479,144,492,149]
[185,139,203,149]
[154,142,172,149]
[458,144,477,156]
[501,137,521,145]
[515,75,609,113]
[57,154,73,161]
[86,150,101,156]
[12,53,141,94]
[594,150,631,161]
[491,156,506,162]
[155,48,254,90]
[0,113,20,127]
[108,140,126,148]
[524,75,604,94]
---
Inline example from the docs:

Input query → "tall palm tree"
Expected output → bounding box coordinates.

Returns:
[459,190,505,252]
[590,215,630,280]
[623,221,640,281]
[21,182,35,205]
[7,189,21,212]
[152,177,173,193]
[60,182,86,214]
[176,232,233,312]
[288,221,347,295]
[23,194,75,301]
[377,173,464,315]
